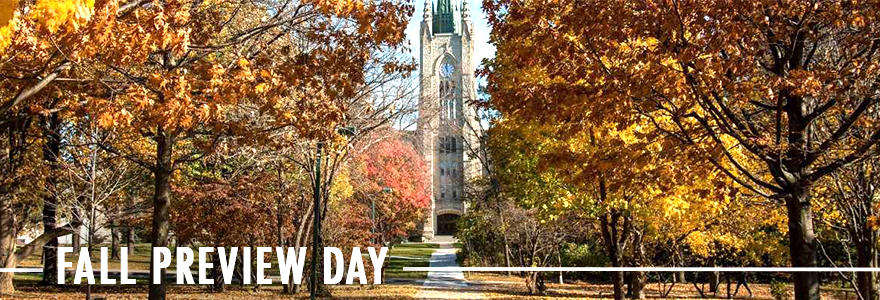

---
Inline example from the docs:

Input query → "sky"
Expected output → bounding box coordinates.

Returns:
[403,0,496,73]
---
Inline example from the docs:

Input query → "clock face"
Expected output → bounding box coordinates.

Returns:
[439,63,454,78]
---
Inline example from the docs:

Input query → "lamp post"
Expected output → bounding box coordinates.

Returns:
[310,126,356,300]
[309,141,322,300]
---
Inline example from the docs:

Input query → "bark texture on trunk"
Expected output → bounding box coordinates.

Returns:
[856,235,878,300]
[110,225,120,259]
[601,211,628,300]
[709,271,720,293]
[287,196,311,294]
[598,179,631,300]
[785,184,820,300]
[40,113,61,285]
[610,269,625,300]
[71,205,81,250]
[127,228,135,256]
[0,200,78,295]
[524,271,541,294]
[628,271,645,299]
[557,246,563,284]
[0,195,17,294]
[628,231,645,299]
[148,129,173,300]
[211,251,225,292]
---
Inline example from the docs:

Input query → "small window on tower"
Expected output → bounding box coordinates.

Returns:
[441,192,446,199]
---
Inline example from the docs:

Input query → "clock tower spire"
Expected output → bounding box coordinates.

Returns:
[418,0,477,240]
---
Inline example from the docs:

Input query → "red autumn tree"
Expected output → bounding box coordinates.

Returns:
[351,135,430,246]
[172,170,294,291]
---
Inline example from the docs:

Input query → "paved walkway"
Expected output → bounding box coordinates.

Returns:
[416,241,485,299]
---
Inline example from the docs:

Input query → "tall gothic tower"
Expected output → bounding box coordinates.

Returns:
[418,0,478,239]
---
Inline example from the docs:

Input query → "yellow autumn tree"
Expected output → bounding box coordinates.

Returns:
[484,2,880,300]
[487,112,751,299]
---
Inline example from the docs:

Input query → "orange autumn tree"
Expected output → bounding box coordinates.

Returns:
[0,0,110,116]
[0,0,413,299]
[0,0,125,294]
[484,1,880,300]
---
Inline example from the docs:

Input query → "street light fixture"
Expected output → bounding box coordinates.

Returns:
[310,126,357,300]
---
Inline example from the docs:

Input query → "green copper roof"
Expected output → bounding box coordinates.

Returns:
[432,0,459,34]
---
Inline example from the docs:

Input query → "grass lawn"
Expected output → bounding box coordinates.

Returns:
[11,281,422,299]
[16,242,439,283]
[19,243,155,271]
[383,243,438,280]
[7,274,860,300]
[12,243,430,299]
[460,272,857,300]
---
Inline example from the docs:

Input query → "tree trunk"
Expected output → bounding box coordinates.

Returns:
[709,271,720,293]
[0,195,17,294]
[524,271,541,294]
[602,213,626,300]
[557,245,563,284]
[674,248,686,283]
[629,231,645,299]
[503,235,513,277]
[277,168,284,248]
[71,230,80,249]
[87,202,96,300]
[676,271,686,283]
[148,129,174,300]
[856,235,878,300]
[40,113,61,285]
[598,178,628,300]
[127,227,135,256]
[785,184,820,300]
[287,195,312,294]
[211,251,225,292]
[499,209,512,277]
[110,224,120,259]
[0,194,78,294]
[628,271,645,299]
[71,204,82,250]
[611,268,625,300]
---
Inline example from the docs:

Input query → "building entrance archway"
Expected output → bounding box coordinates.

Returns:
[436,214,460,236]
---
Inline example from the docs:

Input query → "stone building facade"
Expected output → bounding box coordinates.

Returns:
[418,0,480,239]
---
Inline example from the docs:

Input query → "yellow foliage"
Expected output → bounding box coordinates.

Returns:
[0,0,18,55]
[330,165,354,202]
[32,0,95,33]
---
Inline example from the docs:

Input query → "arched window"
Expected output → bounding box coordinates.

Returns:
[439,59,456,123]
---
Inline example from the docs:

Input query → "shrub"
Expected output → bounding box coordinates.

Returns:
[770,281,790,300]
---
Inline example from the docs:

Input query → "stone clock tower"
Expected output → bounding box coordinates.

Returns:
[418,0,479,239]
